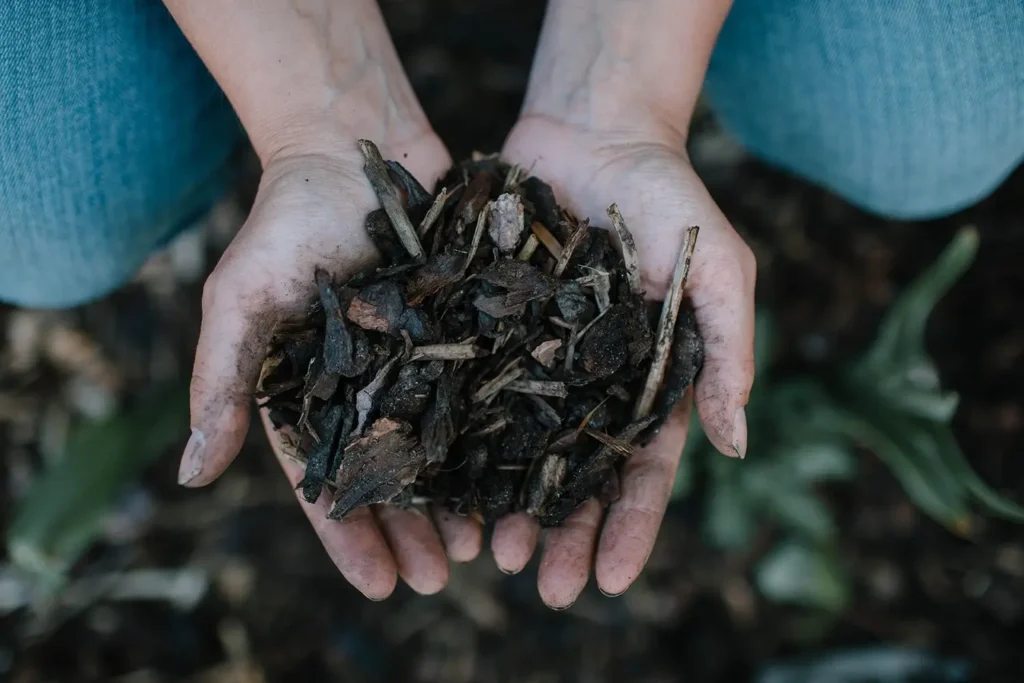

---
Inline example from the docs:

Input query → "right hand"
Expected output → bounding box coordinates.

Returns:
[177,132,483,600]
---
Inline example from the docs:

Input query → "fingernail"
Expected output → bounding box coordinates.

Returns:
[177,428,207,485]
[497,563,520,576]
[599,586,626,598]
[549,601,575,611]
[731,408,747,459]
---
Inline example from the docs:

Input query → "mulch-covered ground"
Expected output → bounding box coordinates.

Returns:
[2,1,1022,681]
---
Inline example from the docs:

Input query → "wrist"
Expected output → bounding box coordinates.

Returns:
[519,0,732,147]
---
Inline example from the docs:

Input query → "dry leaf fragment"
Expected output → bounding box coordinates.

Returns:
[329,418,426,520]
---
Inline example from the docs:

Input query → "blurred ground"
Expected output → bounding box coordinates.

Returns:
[2,1,1023,681]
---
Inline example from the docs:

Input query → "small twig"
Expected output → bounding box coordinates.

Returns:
[468,417,509,437]
[527,394,563,427]
[503,164,524,190]
[504,379,569,399]
[418,185,453,238]
[553,220,589,278]
[463,200,491,273]
[575,306,611,342]
[607,204,643,296]
[574,271,611,313]
[471,366,524,403]
[548,316,574,331]
[530,221,564,259]
[358,140,426,263]
[355,357,397,434]
[517,234,540,261]
[584,429,638,458]
[563,322,580,372]
[634,225,700,420]
[574,396,611,438]
[409,344,489,361]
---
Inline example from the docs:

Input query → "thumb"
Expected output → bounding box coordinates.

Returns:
[178,277,278,487]
[689,236,757,459]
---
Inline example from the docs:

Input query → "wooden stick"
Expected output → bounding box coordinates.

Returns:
[504,379,569,399]
[358,140,426,263]
[463,200,490,273]
[471,366,524,403]
[606,204,643,296]
[553,220,589,278]
[634,225,700,420]
[503,164,524,190]
[517,234,540,261]
[418,185,451,238]
[530,221,563,260]
[409,344,489,361]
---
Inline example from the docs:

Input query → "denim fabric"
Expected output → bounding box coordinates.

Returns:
[706,0,1024,219]
[0,1,241,307]
[2,2,1022,308]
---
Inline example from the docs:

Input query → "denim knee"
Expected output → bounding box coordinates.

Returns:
[0,0,242,308]
[705,0,1024,220]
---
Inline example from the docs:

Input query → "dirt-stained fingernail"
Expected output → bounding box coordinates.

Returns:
[599,586,626,598]
[731,408,747,459]
[177,428,207,486]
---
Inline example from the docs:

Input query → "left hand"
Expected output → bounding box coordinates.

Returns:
[494,115,757,608]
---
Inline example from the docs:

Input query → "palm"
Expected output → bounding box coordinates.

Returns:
[494,117,757,607]
[183,136,484,600]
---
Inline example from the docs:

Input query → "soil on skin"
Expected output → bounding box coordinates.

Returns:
[2,1,1022,681]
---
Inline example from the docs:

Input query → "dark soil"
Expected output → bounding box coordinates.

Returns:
[2,1,1023,682]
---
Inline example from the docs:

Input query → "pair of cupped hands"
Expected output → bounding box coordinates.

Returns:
[178,114,756,609]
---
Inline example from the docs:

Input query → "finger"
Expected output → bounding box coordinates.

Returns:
[374,505,450,595]
[595,399,691,597]
[537,499,603,609]
[262,411,398,600]
[432,506,483,563]
[179,270,276,487]
[491,512,540,575]
[688,227,756,459]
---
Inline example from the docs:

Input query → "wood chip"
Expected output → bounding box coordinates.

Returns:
[530,221,563,260]
[463,200,491,273]
[553,220,589,278]
[606,204,643,296]
[488,193,525,254]
[409,344,489,361]
[503,380,569,399]
[418,185,454,238]
[530,339,563,368]
[634,225,700,420]
[471,366,524,403]
[517,234,540,261]
[357,140,425,263]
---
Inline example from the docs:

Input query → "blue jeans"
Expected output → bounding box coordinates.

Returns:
[2,1,1022,307]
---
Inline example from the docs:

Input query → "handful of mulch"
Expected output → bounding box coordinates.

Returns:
[258,141,703,527]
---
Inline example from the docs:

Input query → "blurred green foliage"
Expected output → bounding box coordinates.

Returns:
[676,227,1024,610]
[6,384,188,592]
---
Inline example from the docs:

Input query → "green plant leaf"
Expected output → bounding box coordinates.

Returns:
[7,384,189,590]
[931,425,1024,522]
[861,226,978,374]
[755,539,849,612]
[706,475,758,549]
[832,408,970,530]
[782,440,857,483]
[753,309,776,379]
[765,487,836,542]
